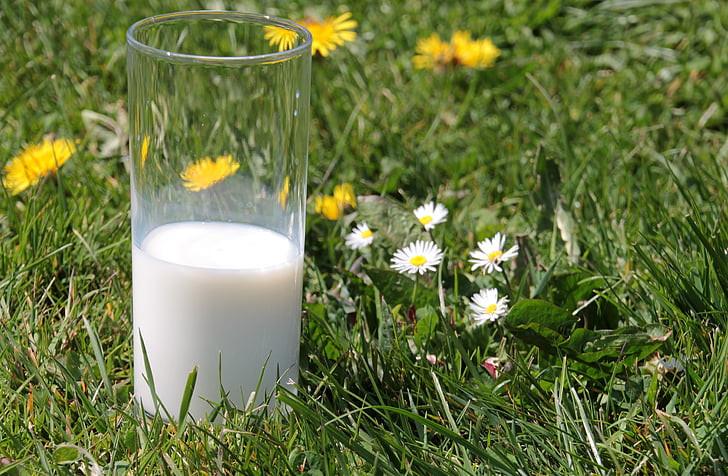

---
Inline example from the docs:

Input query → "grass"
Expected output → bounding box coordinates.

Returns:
[1,0,727,473]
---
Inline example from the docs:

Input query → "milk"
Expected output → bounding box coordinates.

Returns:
[132,221,303,421]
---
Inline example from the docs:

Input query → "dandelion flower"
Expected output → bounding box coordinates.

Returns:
[470,288,509,325]
[141,136,150,166]
[390,240,444,275]
[2,138,77,195]
[414,201,448,230]
[413,33,454,69]
[469,232,519,273]
[333,182,356,209]
[277,176,290,208]
[314,183,356,220]
[300,13,357,57]
[451,30,500,68]
[180,155,240,192]
[345,222,374,249]
[263,25,299,52]
[413,30,500,70]
[315,194,341,220]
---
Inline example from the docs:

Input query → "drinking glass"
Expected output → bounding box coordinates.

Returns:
[127,11,311,421]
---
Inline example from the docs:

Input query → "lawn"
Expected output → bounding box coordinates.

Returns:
[1,0,727,474]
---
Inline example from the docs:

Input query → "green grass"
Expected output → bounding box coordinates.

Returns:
[2,0,728,473]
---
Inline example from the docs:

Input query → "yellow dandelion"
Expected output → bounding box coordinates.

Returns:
[413,33,454,70]
[263,25,299,52]
[452,30,500,68]
[299,12,357,57]
[141,136,150,166]
[180,155,240,192]
[333,183,356,209]
[278,176,291,208]
[414,30,501,70]
[2,138,77,195]
[315,194,341,220]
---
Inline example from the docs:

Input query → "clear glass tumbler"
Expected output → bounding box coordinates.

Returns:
[126,11,311,421]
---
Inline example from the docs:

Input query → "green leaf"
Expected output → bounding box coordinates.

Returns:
[563,325,671,362]
[302,303,343,361]
[356,195,429,248]
[549,273,621,329]
[178,365,198,427]
[365,266,439,309]
[414,306,439,348]
[505,300,576,353]
[506,299,577,335]
[53,446,80,464]
[82,315,114,403]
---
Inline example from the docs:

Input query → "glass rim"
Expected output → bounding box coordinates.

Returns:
[126,10,313,65]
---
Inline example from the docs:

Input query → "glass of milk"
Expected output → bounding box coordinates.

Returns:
[126,12,311,422]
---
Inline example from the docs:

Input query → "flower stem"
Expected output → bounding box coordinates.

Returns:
[501,267,512,293]
[411,275,419,308]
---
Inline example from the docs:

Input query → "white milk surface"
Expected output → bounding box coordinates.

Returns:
[132,221,303,421]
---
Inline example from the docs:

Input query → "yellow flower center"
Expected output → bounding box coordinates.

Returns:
[486,304,498,314]
[409,255,427,266]
[361,229,373,238]
[419,215,433,225]
[488,250,503,262]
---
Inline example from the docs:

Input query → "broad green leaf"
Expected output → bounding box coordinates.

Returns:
[508,321,568,351]
[564,325,671,362]
[414,306,439,348]
[549,273,620,329]
[365,266,439,309]
[53,446,80,464]
[505,299,578,334]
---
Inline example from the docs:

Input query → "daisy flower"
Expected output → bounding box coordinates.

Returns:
[2,138,77,195]
[469,232,519,273]
[299,13,357,57]
[390,240,444,275]
[180,154,240,191]
[345,222,374,249]
[469,288,509,325]
[413,201,448,231]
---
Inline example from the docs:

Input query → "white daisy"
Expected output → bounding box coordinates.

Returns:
[469,288,509,325]
[413,201,448,231]
[390,240,444,275]
[468,232,519,273]
[345,222,374,249]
